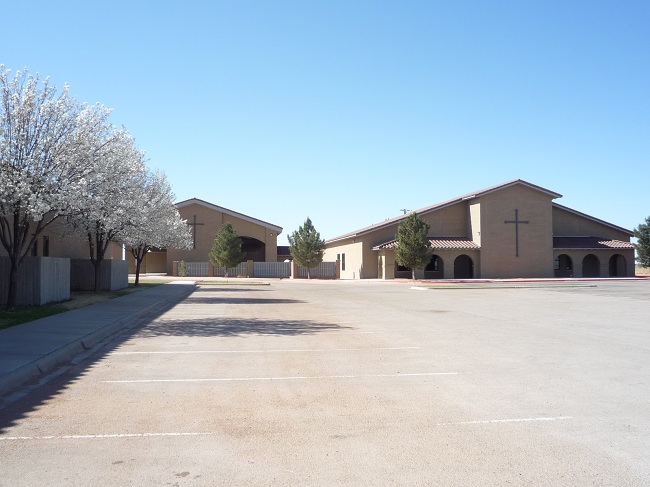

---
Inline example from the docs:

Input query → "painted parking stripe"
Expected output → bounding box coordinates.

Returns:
[436,416,572,426]
[103,372,458,383]
[0,432,213,441]
[113,347,420,355]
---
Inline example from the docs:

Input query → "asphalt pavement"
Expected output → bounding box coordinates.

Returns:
[0,281,196,400]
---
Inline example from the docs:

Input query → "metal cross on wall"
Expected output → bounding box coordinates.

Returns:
[504,209,529,257]
[187,215,204,249]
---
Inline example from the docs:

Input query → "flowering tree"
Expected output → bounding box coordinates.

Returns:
[122,171,192,286]
[0,66,112,309]
[67,129,148,292]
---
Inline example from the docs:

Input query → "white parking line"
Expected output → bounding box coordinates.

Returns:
[0,432,213,441]
[103,372,459,383]
[436,416,572,426]
[113,347,420,355]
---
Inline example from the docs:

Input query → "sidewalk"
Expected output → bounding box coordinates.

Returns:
[0,281,196,399]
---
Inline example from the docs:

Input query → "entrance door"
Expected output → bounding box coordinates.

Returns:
[454,255,473,279]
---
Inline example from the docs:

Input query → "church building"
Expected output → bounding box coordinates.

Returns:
[323,179,635,280]
[135,198,283,275]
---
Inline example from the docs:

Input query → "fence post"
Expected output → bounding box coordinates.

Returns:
[290,260,298,279]
[336,259,341,279]
[247,260,254,278]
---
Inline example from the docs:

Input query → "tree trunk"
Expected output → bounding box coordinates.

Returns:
[5,257,19,311]
[93,260,102,293]
[132,247,147,287]
[412,268,416,280]
[134,256,142,286]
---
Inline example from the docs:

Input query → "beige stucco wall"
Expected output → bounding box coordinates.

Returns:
[127,250,167,274]
[0,216,124,261]
[323,240,364,279]
[167,203,279,275]
[324,203,477,280]
[469,201,482,246]
[478,185,555,278]
[552,207,631,240]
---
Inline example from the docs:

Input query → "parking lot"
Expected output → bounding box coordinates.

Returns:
[1,279,649,485]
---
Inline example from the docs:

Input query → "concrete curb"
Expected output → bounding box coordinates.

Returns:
[0,283,195,399]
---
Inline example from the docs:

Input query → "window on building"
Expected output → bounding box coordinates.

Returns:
[341,253,346,271]
[43,236,50,257]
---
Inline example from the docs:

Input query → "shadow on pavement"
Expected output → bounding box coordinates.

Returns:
[0,283,350,435]
[134,317,352,338]
[180,296,306,304]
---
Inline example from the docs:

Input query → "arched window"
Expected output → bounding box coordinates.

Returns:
[424,255,444,279]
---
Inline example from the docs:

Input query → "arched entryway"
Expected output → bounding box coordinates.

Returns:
[554,254,573,277]
[609,254,627,277]
[582,254,600,277]
[424,255,444,279]
[240,237,266,262]
[454,255,473,279]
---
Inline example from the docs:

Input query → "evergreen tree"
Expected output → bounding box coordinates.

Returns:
[634,216,650,267]
[209,223,246,278]
[395,212,431,280]
[288,217,325,279]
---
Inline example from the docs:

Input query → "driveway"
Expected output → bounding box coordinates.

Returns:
[1,279,649,485]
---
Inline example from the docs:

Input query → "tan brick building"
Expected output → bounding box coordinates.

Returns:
[161,198,282,275]
[324,180,635,279]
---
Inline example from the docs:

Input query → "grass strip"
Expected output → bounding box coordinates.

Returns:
[0,282,165,330]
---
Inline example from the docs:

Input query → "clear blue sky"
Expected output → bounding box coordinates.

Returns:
[3,1,649,245]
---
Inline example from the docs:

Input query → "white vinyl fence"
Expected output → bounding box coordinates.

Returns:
[175,260,337,279]
[254,262,291,278]
[298,262,337,278]
[212,262,248,277]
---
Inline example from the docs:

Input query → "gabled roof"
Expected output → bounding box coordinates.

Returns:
[327,179,561,244]
[553,237,634,250]
[552,203,633,235]
[175,198,283,234]
[373,237,480,251]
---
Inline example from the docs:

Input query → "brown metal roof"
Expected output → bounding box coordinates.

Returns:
[373,237,480,251]
[553,237,634,250]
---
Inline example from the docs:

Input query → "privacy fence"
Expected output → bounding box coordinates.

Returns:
[174,260,338,279]
[0,257,70,306]
[70,259,129,292]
